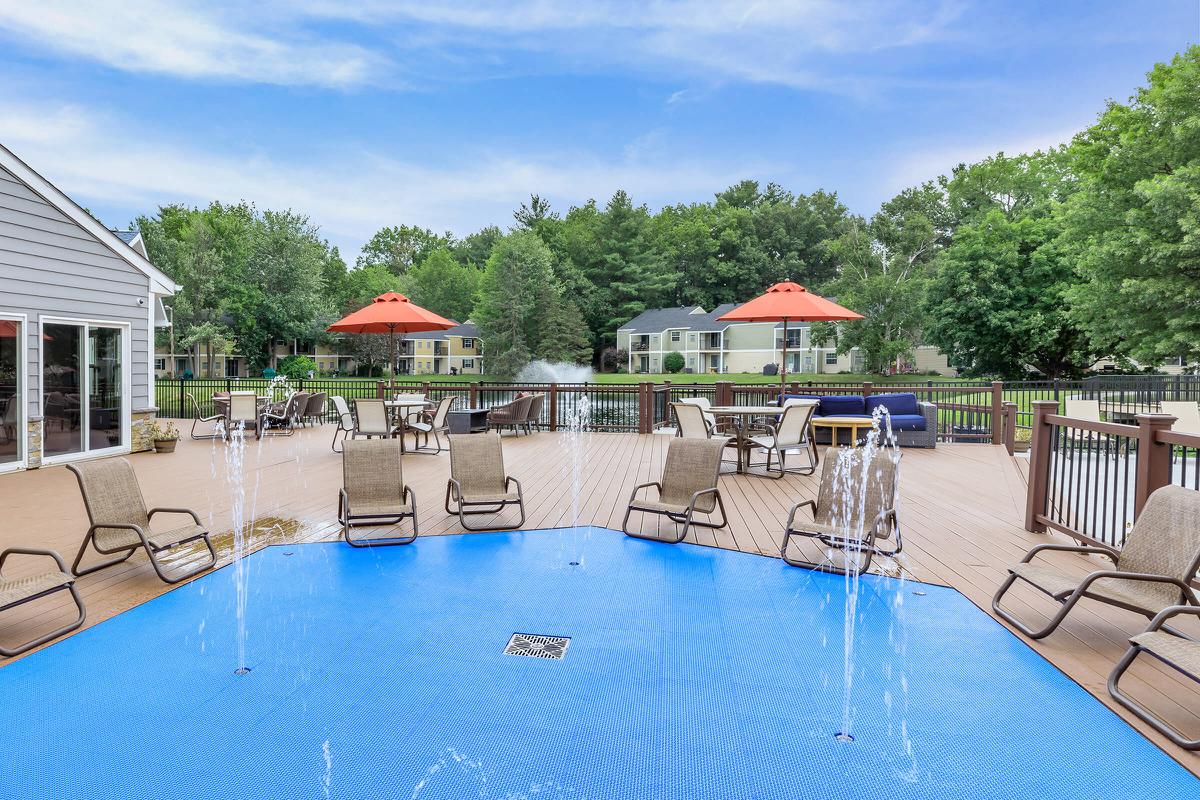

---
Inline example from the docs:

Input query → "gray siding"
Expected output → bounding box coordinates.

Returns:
[0,165,151,419]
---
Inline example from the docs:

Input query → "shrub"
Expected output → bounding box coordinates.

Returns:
[278,355,317,380]
[663,352,685,373]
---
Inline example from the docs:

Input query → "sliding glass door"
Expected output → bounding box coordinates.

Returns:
[0,317,22,469]
[43,321,124,460]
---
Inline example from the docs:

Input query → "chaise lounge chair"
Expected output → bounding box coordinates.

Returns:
[992,484,1200,640]
[67,458,216,584]
[1108,605,1200,750]
[622,436,729,543]
[444,432,525,530]
[780,447,900,574]
[0,547,86,657]
[338,438,418,546]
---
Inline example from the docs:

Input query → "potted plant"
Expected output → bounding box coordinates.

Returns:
[150,420,180,453]
[1013,427,1032,453]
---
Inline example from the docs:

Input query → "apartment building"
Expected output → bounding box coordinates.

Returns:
[398,322,483,376]
[616,305,956,376]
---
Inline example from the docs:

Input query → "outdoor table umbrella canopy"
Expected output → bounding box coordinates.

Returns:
[326,292,457,378]
[717,282,863,388]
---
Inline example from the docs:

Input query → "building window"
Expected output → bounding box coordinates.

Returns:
[825,352,839,365]
[463,358,474,369]
[154,357,166,371]
[670,330,681,342]
[462,338,474,349]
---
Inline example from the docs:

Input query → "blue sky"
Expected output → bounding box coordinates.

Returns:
[0,1,1196,261]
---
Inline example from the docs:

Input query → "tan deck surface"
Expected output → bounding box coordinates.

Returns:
[1,424,1197,775]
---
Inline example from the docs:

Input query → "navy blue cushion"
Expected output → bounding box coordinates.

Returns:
[818,395,866,416]
[776,394,822,407]
[885,414,927,432]
[867,393,920,417]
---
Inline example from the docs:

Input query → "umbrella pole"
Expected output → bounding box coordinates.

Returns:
[781,318,788,395]
[390,327,397,390]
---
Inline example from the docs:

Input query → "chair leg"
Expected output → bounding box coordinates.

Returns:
[71,532,137,578]
[991,574,1082,640]
[0,582,87,658]
[1108,643,1200,750]
[146,535,217,585]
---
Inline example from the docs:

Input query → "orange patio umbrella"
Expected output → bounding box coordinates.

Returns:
[718,281,863,389]
[326,292,457,379]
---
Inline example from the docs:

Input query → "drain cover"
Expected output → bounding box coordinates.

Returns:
[504,633,570,660]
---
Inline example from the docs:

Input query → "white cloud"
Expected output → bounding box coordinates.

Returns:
[0,97,766,259]
[0,0,388,87]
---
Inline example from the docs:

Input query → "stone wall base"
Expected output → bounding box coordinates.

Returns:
[26,417,42,469]
[131,407,158,454]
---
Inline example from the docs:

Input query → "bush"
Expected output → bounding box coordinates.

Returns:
[600,347,628,373]
[278,355,317,380]
[663,352,685,373]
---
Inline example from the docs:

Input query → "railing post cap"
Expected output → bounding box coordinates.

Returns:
[1135,412,1177,426]
[1031,399,1059,408]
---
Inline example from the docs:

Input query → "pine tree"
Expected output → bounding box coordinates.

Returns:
[536,288,593,364]
[473,231,556,378]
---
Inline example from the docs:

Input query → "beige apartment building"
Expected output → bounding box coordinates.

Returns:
[616,305,956,376]
[398,322,483,376]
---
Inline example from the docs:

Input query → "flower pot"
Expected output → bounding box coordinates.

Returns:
[154,439,178,454]
[1013,439,1031,454]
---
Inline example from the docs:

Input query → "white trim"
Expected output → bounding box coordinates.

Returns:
[147,289,156,411]
[0,312,28,473]
[37,315,132,464]
[0,143,178,294]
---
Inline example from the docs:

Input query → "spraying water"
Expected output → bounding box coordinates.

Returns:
[516,360,593,384]
[222,420,252,675]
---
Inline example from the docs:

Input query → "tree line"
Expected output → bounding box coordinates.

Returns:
[139,47,1200,380]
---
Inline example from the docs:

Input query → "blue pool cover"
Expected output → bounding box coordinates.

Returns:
[1,526,1196,799]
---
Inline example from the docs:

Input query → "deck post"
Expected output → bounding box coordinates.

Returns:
[1024,400,1059,532]
[468,382,479,408]
[376,380,385,399]
[1002,402,1017,455]
[549,384,558,432]
[862,380,873,397]
[990,381,1004,444]
[637,382,651,434]
[1133,413,1176,517]
[715,381,733,408]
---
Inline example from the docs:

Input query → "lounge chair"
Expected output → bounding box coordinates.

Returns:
[187,392,225,440]
[352,398,398,439]
[780,448,900,574]
[444,432,525,530]
[0,547,86,657]
[746,400,818,478]
[622,436,729,543]
[301,392,328,427]
[260,392,307,436]
[1108,605,1200,750]
[225,391,261,439]
[67,458,216,584]
[393,392,429,428]
[338,438,418,546]
[992,484,1200,639]
[677,397,725,433]
[1160,401,1200,435]
[523,393,546,433]
[488,395,534,435]
[671,401,713,439]
[409,396,455,454]
[330,395,355,452]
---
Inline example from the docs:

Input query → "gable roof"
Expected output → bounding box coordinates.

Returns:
[618,303,741,333]
[110,228,149,259]
[0,142,177,295]
[405,321,479,341]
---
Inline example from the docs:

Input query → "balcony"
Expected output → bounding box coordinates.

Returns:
[631,340,650,352]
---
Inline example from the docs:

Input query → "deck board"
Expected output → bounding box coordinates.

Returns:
[1,424,1197,776]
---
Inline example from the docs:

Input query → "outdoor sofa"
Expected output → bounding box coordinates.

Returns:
[776,392,936,448]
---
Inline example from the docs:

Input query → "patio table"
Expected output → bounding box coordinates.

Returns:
[708,404,804,475]
[810,415,875,447]
[384,399,433,451]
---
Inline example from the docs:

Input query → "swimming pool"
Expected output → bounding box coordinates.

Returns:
[1,527,1195,798]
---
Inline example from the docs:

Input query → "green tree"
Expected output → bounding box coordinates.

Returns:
[595,190,675,336]
[535,289,593,364]
[474,232,558,378]
[662,352,685,373]
[404,248,479,323]
[357,224,452,276]
[452,225,502,268]
[1063,46,1200,365]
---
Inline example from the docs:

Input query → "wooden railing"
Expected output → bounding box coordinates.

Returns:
[1024,400,1200,554]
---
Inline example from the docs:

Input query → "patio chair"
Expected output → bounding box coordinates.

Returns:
[393,392,429,427]
[780,448,900,574]
[1108,605,1200,750]
[263,391,308,437]
[444,432,525,530]
[301,392,328,427]
[352,398,398,439]
[488,395,534,435]
[677,397,725,433]
[187,392,225,440]
[330,395,356,452]
[1064,398,1103,422]
[523,393,546,433]
[225,391,261,439]
[672,401,713,439]
[623,436,729,543]
[67,458,216,584]
[992,484,1200,640]
[338,438,418,546]
[1,395,17,444]
[1160,401,1200,435]
[0,547,86,657]
[746,400,818,478]
[409,395,455,454]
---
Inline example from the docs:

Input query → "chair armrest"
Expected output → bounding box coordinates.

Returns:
[1020,543,1118,564]
[627,481,662,503]
[505,476,523,494]
[0,547,69,574]
[1073,570,1194,600]
[687,487,720,513]
[148,507,202,525]
[871,507,898,537]
[88,521,151,546]
[1143,604,1200,633]
[791,499,817,517]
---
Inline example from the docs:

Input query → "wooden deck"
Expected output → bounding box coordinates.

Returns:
[1,424,1197,775]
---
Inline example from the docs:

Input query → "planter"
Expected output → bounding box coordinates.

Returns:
[153,439,178,454]
[1012,439,1030,454]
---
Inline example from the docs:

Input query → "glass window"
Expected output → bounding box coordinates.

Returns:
[825,351,839,365]
[43,323,124,459]
[0,319,21,467]
[670,330,681,342]
[463,358,474,368]
[88,327,122,451]
[154,357,166,371]
[43,323,83,458]
[462,338,474,348]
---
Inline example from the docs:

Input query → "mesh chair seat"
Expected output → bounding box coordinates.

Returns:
[445,433,525,529]
[1009,562,1180,613]
[0,570,73,608]
[628,497,713,516]
[1129,629,1200,677]
[347,502,414,518]
[457,490,521,505]
[787,518,893,543]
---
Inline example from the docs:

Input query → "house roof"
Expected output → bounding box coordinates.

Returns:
[0,142,177,295]
[405,321,479,341]
[618,303,754,333]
